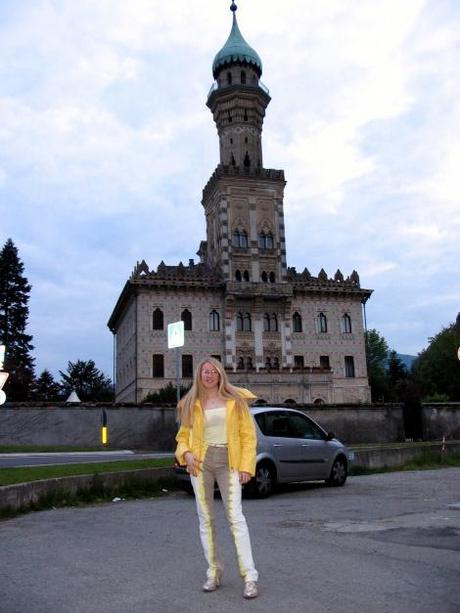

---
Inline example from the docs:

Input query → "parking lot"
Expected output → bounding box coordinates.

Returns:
[1,468,459,613]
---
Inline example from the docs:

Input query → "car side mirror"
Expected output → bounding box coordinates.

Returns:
[326,432,336,441]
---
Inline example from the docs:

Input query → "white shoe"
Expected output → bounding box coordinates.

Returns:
[202,568,223,592]
[243,581,258,599]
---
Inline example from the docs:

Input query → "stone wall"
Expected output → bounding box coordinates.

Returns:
[1,403,458,449]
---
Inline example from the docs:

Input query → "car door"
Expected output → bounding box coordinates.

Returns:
[255,410,302,480]
[286,412,332,479]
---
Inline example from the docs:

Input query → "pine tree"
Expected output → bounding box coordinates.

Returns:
[33,369,62,401]
[59,359,113,402]
[0,239,35,400]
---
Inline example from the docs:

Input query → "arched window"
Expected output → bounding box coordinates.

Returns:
[233,229,248,248]
[243,312,252,332]
[243,270,250,282]
[342,313,352,333]
[292,311,302,333]
[237,356,245,370]
[318,312,328,333]
[273,357,280,369]
[259,231,274,250]
[209,310,220,332]
[246,356,253,370]
[261,271,268,282]
[152,308,163,330]
[236,312,244,332]
[263,313,270,331]
[227,71,232,85]
[271,313,278,332]
[235,269,242,282]
[244,151,250,167]
[241,70,246,84]
[265,357,271,370]
[269,272,276,283]
[181,308,192,331]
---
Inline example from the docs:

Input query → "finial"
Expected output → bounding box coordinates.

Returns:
[230,1,237,12]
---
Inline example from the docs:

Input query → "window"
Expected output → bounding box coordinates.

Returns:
[255,411,289,437]
[235,269,242,282]
[211,354,221,362]
[320,355,330,370]
[269,272,275,283]
[243,312,252,331]
[288,413,324,440]
[182,355,193,378]
[152,308,163,330]
[265,357,271,370]
[261,271,268,282]
[241,70,246,84]
[318,312,328,333]
[246,356,253,370]
[243,270,250,282]
[263,313,270,331]
[294,355,304,369]
[273,357,280,369]
[152,354,164,378]
[259,232,274,250]
[209,310,220,331]
[181,308,192,331]
[227,71,232,85]
[232,230,248,248]
[345,356,355,378]
[236,312,244,331]
[342,313,352,333]
[292,311,302,333]
[237,356,245,370]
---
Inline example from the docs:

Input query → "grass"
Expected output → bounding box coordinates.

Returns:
[0,458,173,486]
[0,474,179,521]
[0,445,127,453]
[350,451,460,476]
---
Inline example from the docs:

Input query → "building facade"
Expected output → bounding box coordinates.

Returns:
[108,3,372,405]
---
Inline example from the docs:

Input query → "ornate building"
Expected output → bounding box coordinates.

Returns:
[108,3,372,404]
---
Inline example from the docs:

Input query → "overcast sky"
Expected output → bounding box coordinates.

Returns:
[1,0,459,380]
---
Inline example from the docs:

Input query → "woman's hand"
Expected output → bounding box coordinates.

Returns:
[239,471,252,485]
[184,452,201,477]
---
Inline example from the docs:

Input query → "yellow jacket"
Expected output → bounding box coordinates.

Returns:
[175,388,257,476]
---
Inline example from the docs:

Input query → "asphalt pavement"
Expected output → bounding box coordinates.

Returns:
[0,468,459,613]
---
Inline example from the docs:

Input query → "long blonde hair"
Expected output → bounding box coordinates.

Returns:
[177,357,251,427]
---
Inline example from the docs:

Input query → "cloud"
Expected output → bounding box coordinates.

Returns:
[1,0,459,375]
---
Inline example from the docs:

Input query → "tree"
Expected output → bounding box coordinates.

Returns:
[412,316,460,401]
[143,382,191,404]
[386,350,408,402]
[59,359,113,402]
[0,239,35,400]
[32,369,62,401]
[365,328,389,401]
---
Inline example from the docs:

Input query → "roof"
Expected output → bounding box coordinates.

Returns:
[212,11,262,78]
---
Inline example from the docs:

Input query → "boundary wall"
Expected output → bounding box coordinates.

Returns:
[1,403,459,448]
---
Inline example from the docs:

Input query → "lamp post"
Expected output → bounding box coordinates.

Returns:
[0,345,9,405]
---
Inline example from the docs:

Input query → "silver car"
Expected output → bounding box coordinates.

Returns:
[176,407,353,498]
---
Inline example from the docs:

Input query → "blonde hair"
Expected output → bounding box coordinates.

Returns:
[177,357,251,427]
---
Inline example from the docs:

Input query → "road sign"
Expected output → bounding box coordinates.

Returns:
[0,345,5,370]
[0,372,8,390]
[168,321,185,349]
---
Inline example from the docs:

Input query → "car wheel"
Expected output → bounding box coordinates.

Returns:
[327,456,348,487]
[248,462,275,498]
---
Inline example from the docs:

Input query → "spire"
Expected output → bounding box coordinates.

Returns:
[212,2,262,79]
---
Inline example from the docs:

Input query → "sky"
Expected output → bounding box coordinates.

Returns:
[1,0,459,380]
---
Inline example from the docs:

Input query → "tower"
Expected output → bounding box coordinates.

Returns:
[202,2,290,372]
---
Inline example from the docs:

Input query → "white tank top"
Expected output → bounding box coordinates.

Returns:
[204,406,227,445]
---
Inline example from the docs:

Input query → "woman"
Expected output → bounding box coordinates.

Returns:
[175,357,259,599]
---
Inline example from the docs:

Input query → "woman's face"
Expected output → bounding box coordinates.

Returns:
[200,362,220,391]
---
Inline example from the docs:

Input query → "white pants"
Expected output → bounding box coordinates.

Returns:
[191,445,258,582]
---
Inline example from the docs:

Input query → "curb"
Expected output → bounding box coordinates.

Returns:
[0,466,174,513]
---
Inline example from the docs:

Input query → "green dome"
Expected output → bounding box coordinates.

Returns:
[212,13,262,79]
